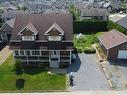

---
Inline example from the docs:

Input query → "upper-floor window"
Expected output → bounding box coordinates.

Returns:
[22,36,34,41]
[32,51,40,56]
[48,36,61,41]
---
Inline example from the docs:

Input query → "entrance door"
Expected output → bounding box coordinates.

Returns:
[50,51,60,68]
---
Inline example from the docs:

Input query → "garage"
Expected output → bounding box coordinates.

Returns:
[118,50,127,59]
[98,29,127,60]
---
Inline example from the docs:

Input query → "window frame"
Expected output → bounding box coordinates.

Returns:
[22,36,35,41]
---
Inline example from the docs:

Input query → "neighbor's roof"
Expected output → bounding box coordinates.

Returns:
[117,16,127,29]
[98,29,127,49]
[1,10,29,19]
[0,18,15,32]
[81,8,109,17]
[11,13,73,41]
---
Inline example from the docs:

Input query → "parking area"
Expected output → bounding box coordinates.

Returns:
[67,53,109,91]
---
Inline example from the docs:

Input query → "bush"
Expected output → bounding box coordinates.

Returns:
[107,20,127,34]
[74,20,108,34]
[15,60,23,75]
[84,47,96,54]
[77,36,86,43]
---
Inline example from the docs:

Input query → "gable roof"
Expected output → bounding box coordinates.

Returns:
[98,29,127,49]
[6,18,15,28]
[18,23,38,35]
[117,16,127,29]
[11,13,73,41]
[45,23,64,35]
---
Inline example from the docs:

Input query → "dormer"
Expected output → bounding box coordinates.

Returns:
[45,23,64,41]
[18,23,38,41]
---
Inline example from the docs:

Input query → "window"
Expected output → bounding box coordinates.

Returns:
[26,51,30,56]
[14,51,19,56]
[22,36,34,41]
[32,51,40,55]
[20,50,25,56]
[123,45,127,49]
[48,36,61,41]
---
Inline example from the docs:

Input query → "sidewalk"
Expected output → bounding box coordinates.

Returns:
[0,45,12,64]
[0,91,127,95]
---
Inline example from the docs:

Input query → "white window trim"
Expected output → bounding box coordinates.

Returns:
[22,36,35,41]
[48,36,61,41]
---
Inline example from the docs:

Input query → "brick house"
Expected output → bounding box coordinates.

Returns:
[98,29,127,60]
[9,13,73,68]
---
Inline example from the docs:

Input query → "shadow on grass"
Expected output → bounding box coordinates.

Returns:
[16,78,25,90]
[22,65,46,75]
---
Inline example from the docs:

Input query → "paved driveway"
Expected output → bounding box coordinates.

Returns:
[67,53,109,90]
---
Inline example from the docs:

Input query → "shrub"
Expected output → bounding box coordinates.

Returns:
[15,60,23,75]
[84,47,96,54]
[107,20,127,34]
[74,20,108,34]
[77,36,86,43]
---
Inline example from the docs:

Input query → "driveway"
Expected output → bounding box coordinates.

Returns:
[67,53,109,90]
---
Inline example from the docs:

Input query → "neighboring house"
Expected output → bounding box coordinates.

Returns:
[1,10,28,21]
[50,1,68,11]
[10,13,73,68]
[117,16,127,30]
[0,18,15,42]
[81,8,109,20]
[98,29,127,60]
[28,2,50,13]
[109,15,125,23]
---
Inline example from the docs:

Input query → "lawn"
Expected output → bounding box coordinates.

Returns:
[74,32,103,52]
[0,55,66,92]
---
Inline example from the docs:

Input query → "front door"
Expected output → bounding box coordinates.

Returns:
[50,50,60,68]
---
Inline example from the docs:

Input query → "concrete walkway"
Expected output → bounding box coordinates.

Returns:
[0,91,127,95]
[0,45,12,64]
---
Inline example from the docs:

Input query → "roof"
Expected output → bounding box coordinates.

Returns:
[6,18,15,28]
[1,10,29,19]
[11,13,73,41]
[0,18,15,32]
[98,29,127,49]
[117,16,127,29]
[81,8,109,17]
[109,15,124,23]
[18,23,38,35]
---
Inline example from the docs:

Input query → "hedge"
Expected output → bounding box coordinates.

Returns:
[107,20,127,34]
[73,20,108,34]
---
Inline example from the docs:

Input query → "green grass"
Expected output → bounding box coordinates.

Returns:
[0,55,66,92]
[74,32,103,52]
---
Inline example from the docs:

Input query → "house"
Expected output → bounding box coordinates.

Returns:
[0,18,15,42]
[80,8,109,20]
[9,13,73,68]
[117,16,127,30]
[1,10,28,21]
[98,29,127,60]
[28,2,50,13]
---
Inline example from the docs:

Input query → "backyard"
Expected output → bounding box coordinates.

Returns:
[0,55,66,92]
[74,32,103,52]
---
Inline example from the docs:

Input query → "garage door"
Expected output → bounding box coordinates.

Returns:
[118,50,127,59]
